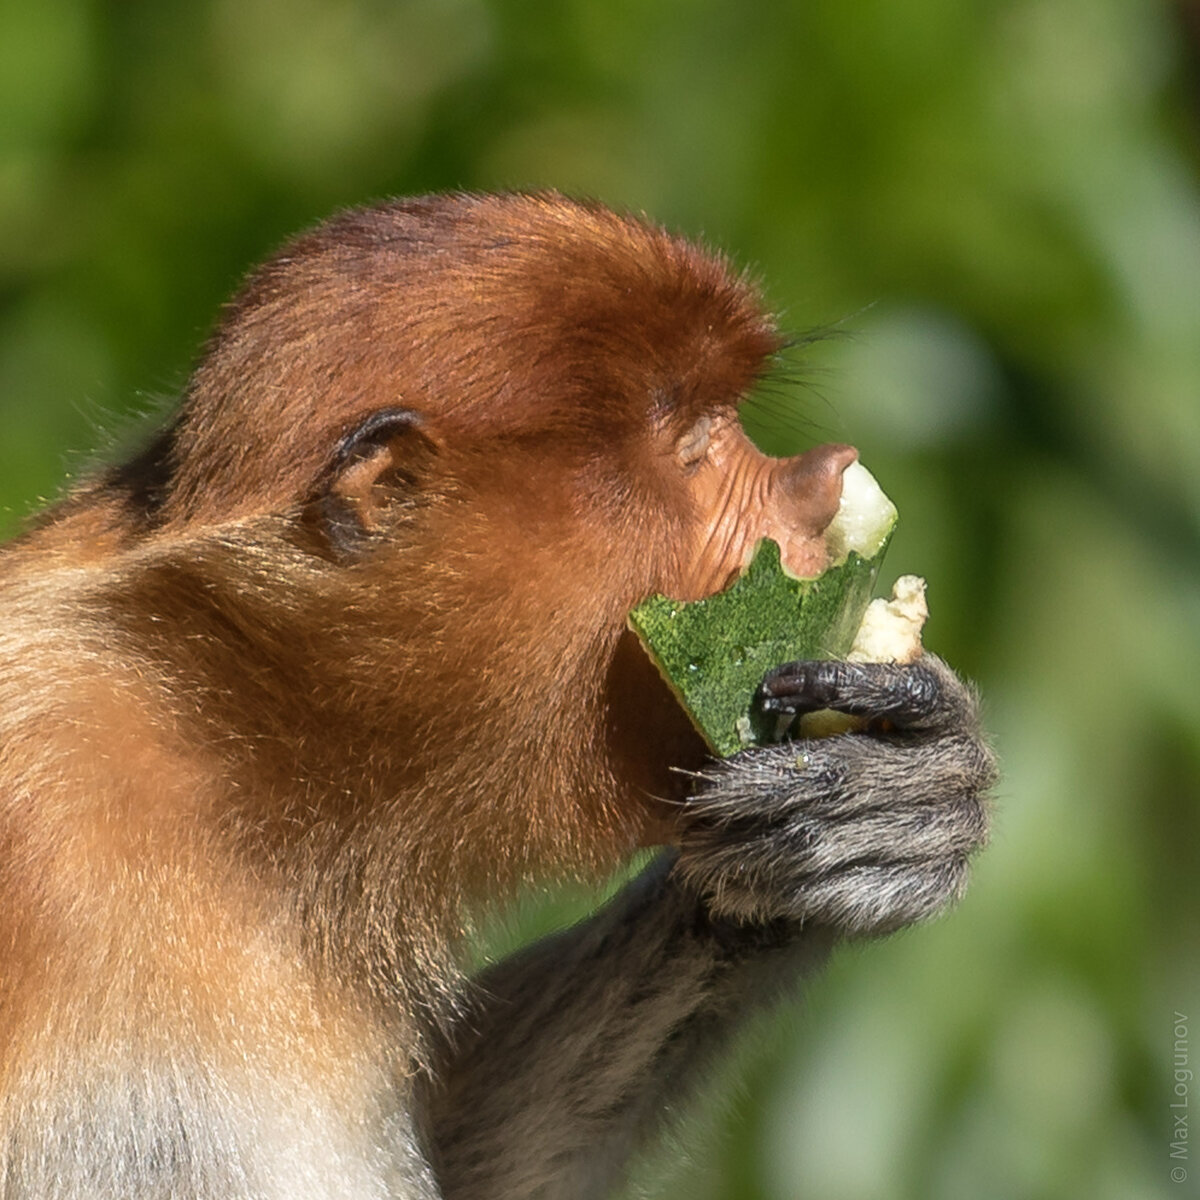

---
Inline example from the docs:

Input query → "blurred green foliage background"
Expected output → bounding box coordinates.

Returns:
[2,1,1198,1197]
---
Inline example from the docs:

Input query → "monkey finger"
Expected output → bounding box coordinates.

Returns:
[680,791,986,886]
[674,847,974,933]
[685,730,996,827]
[800,731,998,815]
[758,655,978,735]
[792,793,988,874]
[789,857,973,937]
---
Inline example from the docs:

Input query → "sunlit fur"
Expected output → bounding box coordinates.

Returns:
[0,193,993,1199]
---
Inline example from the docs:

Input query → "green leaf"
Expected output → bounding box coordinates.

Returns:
[627,537,889,756]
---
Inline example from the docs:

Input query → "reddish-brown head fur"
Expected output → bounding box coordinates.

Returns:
[159,194,778,525]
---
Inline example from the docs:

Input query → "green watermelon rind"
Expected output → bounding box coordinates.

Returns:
[627,537,888,757]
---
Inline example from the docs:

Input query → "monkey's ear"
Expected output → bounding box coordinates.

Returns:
[307,408,437,558]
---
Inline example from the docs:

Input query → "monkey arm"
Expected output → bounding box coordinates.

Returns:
[424,854,834,1200]
[424,656,995,1200]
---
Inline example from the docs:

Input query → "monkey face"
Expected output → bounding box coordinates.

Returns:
[76,191,888,868]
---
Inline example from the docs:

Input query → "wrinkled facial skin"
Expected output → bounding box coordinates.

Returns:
[669,413,858,601]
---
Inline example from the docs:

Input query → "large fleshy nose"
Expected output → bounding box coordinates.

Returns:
[776,443,859,533]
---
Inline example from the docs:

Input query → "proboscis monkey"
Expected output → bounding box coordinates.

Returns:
[0,192,994,1199]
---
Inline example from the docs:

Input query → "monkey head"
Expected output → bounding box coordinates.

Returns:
[0,194,993,1199]
[88,192,860,890]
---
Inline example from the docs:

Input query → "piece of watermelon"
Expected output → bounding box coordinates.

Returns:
[627,462,901,757]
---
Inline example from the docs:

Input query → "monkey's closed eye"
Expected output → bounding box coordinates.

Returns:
[676,416,714,469]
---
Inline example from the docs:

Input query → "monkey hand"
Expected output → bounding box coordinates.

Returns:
[673,655,996,938]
